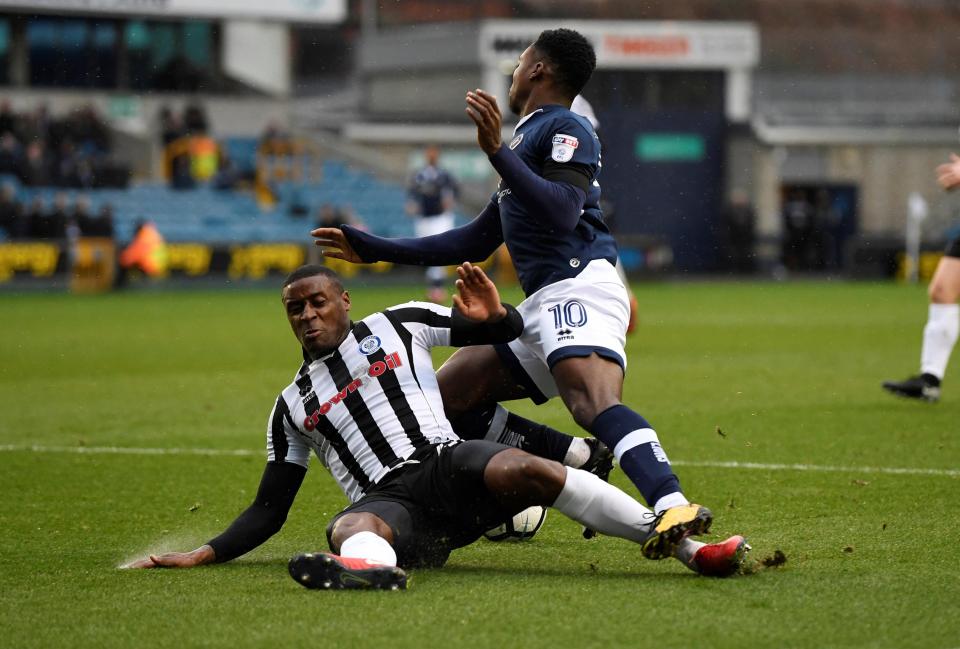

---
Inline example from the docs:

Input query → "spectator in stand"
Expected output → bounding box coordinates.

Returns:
[159,106,184,147]
[91,204,116,239]
[73,194,94,235]
[26,194,66,240]
[0,100,15,137]
[48,192,70,237]
[211,151,242,191]
[0,182,23,239]
[259,121,291,149]
[0,133,23,177]
[21,141,51,187]
[183,103,209,135]
[23,196,44,237]
[70,104,109,156]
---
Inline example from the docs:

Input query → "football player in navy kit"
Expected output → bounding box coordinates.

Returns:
[313,28,746,562]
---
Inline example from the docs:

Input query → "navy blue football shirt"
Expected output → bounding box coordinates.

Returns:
[496,104,619,294]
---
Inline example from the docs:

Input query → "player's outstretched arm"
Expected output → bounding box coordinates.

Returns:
[936,153,960,191]
[122,462,306,569]
[312,202,504,267]
[452,262,508,322]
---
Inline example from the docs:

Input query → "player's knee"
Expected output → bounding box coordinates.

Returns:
[929,280,957,304]
[486,450,565,503]
[328,513,392,552]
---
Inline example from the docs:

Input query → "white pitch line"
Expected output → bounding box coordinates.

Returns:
[672,459,960,478]
[0,444,259,457]
[0,444,957,478]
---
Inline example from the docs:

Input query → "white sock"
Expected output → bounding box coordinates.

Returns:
[563,438,591,468]
[338,531,397,567]
[552,468,654,543]
[674,537,706,571]
[920,304,960,379]
[653,492,690,515]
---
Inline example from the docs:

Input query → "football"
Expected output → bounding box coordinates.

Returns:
[483,506,548,541]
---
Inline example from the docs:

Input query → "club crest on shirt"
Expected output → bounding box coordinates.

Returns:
[551,134,579,162]
[509,133,524,150]
[358,335,382,355]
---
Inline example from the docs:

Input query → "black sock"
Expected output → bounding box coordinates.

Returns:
[450,404,574,463]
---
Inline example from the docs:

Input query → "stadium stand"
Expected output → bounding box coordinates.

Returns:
[0,154,411,245]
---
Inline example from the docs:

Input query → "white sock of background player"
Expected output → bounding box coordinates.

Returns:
[920,303,960,380]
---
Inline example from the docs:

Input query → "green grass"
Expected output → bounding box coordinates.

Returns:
[1,280,958,649]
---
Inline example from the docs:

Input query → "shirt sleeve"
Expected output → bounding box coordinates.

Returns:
[266,394,311,469]
[340,199,503,266]
[385,301,523,348]
[206,461,307,563]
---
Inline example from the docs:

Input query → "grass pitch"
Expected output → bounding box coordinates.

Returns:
[1,280,958,649]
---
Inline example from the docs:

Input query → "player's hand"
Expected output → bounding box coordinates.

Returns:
[122,545,216,569]
[465,89,503,156]
[311,227,363,263]
[452,262,507,322]
[935,153,960,191]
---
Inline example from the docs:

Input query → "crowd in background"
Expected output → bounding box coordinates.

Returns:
[0,101,129,188]
[0,182,114,241]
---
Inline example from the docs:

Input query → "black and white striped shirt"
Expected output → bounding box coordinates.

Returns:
[266,300,522,503]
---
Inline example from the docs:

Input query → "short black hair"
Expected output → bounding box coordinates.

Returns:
[532,28,596,99]
[281,264,344,293]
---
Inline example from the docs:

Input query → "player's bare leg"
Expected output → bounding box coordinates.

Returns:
[440,345,612,493]
[883,256,960,402]
[551,353,712,559]
[437,344,527,419]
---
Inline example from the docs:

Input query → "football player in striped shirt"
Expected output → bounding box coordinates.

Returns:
[125,264,747,587]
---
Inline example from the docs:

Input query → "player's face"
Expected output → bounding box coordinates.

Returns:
[282,275,352,357]
[508,45,538,116]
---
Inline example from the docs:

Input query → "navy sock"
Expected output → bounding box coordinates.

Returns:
[589,405,682,507]
[450,404,573,463]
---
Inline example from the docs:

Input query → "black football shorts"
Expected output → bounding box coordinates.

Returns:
[946,235,960,258]
[326,440,516,568]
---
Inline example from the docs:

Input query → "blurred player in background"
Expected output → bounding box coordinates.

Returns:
[125,264,748,588]
[407,144,460,302]
[313,28,745,557]
[883,152,960,401]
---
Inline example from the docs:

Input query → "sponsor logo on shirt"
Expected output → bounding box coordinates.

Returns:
[509,133,524,150]
[551,134,579,163]
[303,352,403,430]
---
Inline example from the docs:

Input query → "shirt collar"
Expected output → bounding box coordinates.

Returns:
[512,104,566,134]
